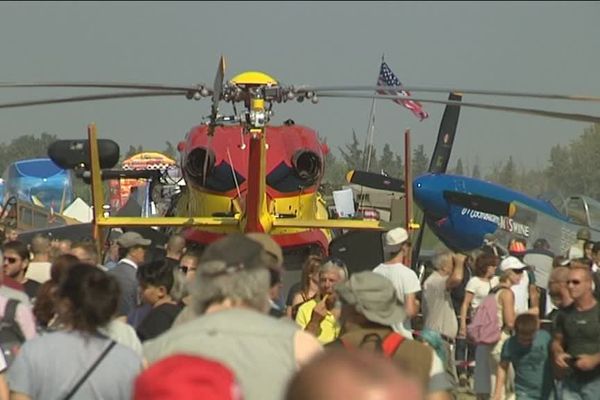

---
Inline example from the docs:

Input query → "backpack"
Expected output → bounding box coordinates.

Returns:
[0,299,25,367]
[467,288,503,345]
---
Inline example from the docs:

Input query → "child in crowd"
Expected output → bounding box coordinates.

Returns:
[492,313,553,400]
[136,262,183,341]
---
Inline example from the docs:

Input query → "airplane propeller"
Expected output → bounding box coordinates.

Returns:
[412,92,463,266]
[345,170,405,192]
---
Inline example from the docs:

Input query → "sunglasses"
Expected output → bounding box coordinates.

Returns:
[2,256,17,264]
[324,257,346,267]
[179,265,196,274]
[567,280,582,286]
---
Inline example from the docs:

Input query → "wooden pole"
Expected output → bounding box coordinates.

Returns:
[404,128,412,267]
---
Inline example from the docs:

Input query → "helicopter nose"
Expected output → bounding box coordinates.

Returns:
[413,174,448,220]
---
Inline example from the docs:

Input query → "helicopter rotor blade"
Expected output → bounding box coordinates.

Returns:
[207,55,226,137]
[314,92,600,124]
[0,90,187,109]
[2,83,599,103]
[0,81,211,93]
[298,85,600,102]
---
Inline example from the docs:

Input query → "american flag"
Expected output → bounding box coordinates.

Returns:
[377,61,429,121]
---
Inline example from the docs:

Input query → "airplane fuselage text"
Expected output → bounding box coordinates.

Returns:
[461,208,530,237]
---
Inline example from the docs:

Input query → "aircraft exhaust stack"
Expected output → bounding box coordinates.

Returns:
[292,150,322,186]
[184,147,215,187]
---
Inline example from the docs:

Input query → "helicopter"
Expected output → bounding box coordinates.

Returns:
[2,56,600,268]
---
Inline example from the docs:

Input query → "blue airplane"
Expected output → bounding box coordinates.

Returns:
[412,172,600,255]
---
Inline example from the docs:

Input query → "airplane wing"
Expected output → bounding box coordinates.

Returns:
[272,218,394,230]
[95,216,239,228]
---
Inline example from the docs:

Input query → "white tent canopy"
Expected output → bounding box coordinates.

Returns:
[62,197,93,223]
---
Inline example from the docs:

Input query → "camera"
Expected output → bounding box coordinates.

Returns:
[566,355,579,369]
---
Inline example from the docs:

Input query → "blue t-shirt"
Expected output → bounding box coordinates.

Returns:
[500,330,552,400]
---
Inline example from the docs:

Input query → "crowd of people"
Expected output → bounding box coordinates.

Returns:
[0,224,598,400]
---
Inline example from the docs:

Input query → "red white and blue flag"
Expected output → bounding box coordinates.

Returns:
[377,61,429,121]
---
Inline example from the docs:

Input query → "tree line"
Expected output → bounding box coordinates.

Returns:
[1,123,600,204]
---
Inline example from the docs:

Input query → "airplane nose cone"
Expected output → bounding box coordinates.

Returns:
[413,174,448,219]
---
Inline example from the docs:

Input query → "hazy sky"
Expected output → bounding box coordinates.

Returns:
[0,1,598,176]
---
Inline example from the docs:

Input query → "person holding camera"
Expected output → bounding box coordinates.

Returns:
[295,260,348,344]
[551,265,600,399]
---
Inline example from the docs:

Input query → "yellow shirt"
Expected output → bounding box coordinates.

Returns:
[295,299,340,344]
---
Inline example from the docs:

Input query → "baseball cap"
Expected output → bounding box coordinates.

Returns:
[116,231,151,248]
[577,228,591,241]
[199,233,268,276]
[499,256,526,272]
[335,271,405,326]
[483,233,497,242]
[383,227,409,252]
[245,233,283,267]
[508,241,526,255]
[533,238,549,249]
[134,354,243,400]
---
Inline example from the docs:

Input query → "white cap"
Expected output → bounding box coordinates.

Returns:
[384,227,409,252]
[499,256,526,272]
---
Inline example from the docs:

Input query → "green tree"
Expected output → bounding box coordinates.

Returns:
[498,156,517,188]
[411,144,429,177]
[454,158,464,175]
[472,163,481,179]
[321,136,346,192]
[0,133,58,174]
[163,141,177,159]
[379,143,403,178]
[545,144,573,197]
[123,145,144,160]
[569,123,600,198]
[338,130,364,171]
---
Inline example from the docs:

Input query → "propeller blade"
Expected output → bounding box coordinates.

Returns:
[314,92,600,124]
[443,190,513,217]
[0,90,185,109]
[298,85,600,102]
[346,170,405,192]
[429,93,462,174]
[412,94,462,267]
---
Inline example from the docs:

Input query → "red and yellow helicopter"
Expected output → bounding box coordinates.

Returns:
[2,56,600,265]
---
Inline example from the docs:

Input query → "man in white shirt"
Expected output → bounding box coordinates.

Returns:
[24,234,52,283]
[373,227,421,339]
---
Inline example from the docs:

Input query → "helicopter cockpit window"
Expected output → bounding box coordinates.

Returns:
[580,196,600,230]
[565,196,589,226]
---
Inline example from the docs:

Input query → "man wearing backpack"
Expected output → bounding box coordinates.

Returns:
[0,292,37,368]
[333,271,451,400]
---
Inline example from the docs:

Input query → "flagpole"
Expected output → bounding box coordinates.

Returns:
[358,55,383,213]
[362,53,384,173]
